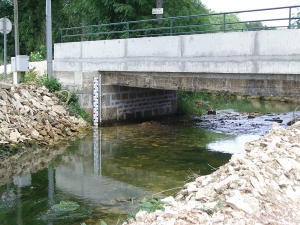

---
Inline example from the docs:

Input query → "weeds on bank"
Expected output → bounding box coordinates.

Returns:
[177,91,252,115]
[137,197,167,213]
[198,200,223,216]
[81,220,109,225]
[186,168,201,183]
[20,68,47,85]
[0,72,13,84]
[125,197,168,222]
[80,197,167,225]
[43,76,92,124]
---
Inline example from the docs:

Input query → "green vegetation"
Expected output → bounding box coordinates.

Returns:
[199,200,223,216]
[79,196,167,225]
[0,0,280,62]
[51,201,80,212]
[137,197,167,213]
[43,76,62,93]
[292,12,300,28]
[38,199,92,222]
[126,197,167,221]
[43,76,92,124]
[81,220,108,225]
[177,91,214,115]
[29,45,46,62]
[19,68,47,85]
[0,0,210,61]
[177,91,252,115]
[0,72,13,83]
[209,13,246,31]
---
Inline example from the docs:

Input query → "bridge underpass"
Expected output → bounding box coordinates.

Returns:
[54,29,300,124]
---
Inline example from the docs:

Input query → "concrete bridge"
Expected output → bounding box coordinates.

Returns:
[54,29,300,123]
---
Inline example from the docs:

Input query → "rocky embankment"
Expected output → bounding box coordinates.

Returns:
[0,82,88,146]
[125,122,300,224]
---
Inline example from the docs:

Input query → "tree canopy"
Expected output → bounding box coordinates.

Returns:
[0,0,277,64]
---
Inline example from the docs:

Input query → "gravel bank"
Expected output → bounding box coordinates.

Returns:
[0,82,88,145]
[124,122,300,225]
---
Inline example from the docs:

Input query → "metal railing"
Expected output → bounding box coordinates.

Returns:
[60,5,300,43]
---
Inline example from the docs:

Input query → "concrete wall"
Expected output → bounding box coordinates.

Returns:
[101,71,300,97]
[54,29,300,75]
[54,29,300,123]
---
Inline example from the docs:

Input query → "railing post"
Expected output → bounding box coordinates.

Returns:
[90,26,93,41]
[126,22,130,38]
[223,13,226,32]
[288,7,292,29]
[170,19,173,36]
[60,28,63,43]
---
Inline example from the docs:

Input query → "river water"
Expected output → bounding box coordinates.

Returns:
[0,99,299,225]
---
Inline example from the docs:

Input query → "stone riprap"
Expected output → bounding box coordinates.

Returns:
[124,122,300,225]
[0,82,88,145]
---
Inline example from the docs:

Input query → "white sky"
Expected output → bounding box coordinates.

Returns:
[201,0,300,27]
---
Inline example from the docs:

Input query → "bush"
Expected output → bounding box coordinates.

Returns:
[67,102,92,124]
[29,45,46,62]
[43,77,62,93]
[20,67,47,85]
[177,91,203,115]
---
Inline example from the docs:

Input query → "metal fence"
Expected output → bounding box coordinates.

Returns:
[60,5,300,43]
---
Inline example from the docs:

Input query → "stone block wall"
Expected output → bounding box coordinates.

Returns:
[55,71,177,124]
[101,85,177,122]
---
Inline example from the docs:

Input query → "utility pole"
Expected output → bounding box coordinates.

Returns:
[46,0,53,77]
[156,0,163,19]
[14,0,19,55]
[13,0,20,84]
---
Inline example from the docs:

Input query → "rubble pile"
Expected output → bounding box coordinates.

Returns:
[125,122,300,224]
[0,82,88,145]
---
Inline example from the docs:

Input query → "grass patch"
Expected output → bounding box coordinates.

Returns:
[177,91,252,115]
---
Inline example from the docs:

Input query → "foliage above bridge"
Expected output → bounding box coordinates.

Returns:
[60,5,300,43]
[0,0,299,63]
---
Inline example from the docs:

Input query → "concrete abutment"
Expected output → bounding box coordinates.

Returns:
[55,71,177,124]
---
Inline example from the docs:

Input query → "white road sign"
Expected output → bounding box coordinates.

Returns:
[0,18,12,34]
[152,8,164,14]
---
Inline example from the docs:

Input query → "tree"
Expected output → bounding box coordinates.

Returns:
[60,0,211,40]
[208,13,247,32]
[292,12,300,28]
[0,1,15,63]
[245,21,266,31]
[0,0,68,59]
[0,0,212,62]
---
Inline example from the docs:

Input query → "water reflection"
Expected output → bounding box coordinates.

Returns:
[0,125,238,224]
[207,134,260,154]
